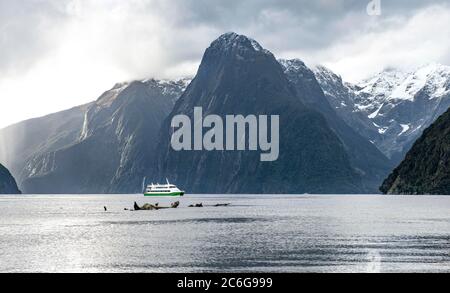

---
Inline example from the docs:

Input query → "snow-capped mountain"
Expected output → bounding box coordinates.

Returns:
[357,63,449,104]
[103,78,191,106]
[313,65,381,141]
[314,63,450,163]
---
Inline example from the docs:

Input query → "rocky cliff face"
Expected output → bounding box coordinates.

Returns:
[0,103,90,181]
[155,33,364,194]
[312,65,381,142]
[280,59,392,192]
[0,164,20,194]
[2,79,188,193]
[314,64,450,164]
[380,107,450,195]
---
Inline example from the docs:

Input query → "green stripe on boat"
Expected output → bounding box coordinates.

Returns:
[144,192,185,196]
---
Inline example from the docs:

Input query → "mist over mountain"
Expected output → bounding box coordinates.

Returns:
[0,104,90,178]
[381,107,450,195]
[0,163,20,194]
[0,79,189,193]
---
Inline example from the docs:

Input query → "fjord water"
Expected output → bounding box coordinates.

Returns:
[0,195,449,273]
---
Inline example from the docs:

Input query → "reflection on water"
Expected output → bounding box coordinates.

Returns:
[0,194,449,272]
[103,217,269,226]
[366,250,381,273]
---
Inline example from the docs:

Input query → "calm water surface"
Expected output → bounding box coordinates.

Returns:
[0,194,449,273]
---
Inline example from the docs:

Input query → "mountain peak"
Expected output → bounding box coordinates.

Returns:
[278,58,307,70]
[357,62,450,102]
[209,32,271,55]
[278,59,315,81]
[313,64,343,84]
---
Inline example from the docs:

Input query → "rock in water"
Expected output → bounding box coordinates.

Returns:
[134,201,180,210]
[188,203,203,208]
[134,201,141,211]
[380,107,450,195]
[0,164,21,194]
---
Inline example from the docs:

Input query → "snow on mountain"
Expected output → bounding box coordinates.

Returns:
[279,59,310,73]
[210,32,272,56]
[314,63,450,163]
[143,78,192,101]
[155,33,380,194]
[97,77,191,108]
[280,59,392,192]
[399,124,410,136]
[356,63,450,106]
[312,64,382,143]
[354,63,450,132]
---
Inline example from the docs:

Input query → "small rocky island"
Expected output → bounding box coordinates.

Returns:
[0,163,21,194]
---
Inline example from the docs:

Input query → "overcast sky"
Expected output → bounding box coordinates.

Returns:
[0,0,449,128]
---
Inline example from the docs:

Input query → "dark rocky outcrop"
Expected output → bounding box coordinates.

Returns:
[134,201,179,210]
[0,163,20,194]
[380,107,450,195]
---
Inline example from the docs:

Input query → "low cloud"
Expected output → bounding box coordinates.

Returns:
[305,4,450,82]
[0,0,448,127]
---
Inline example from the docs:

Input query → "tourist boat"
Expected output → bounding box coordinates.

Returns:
[143,179,185,197]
